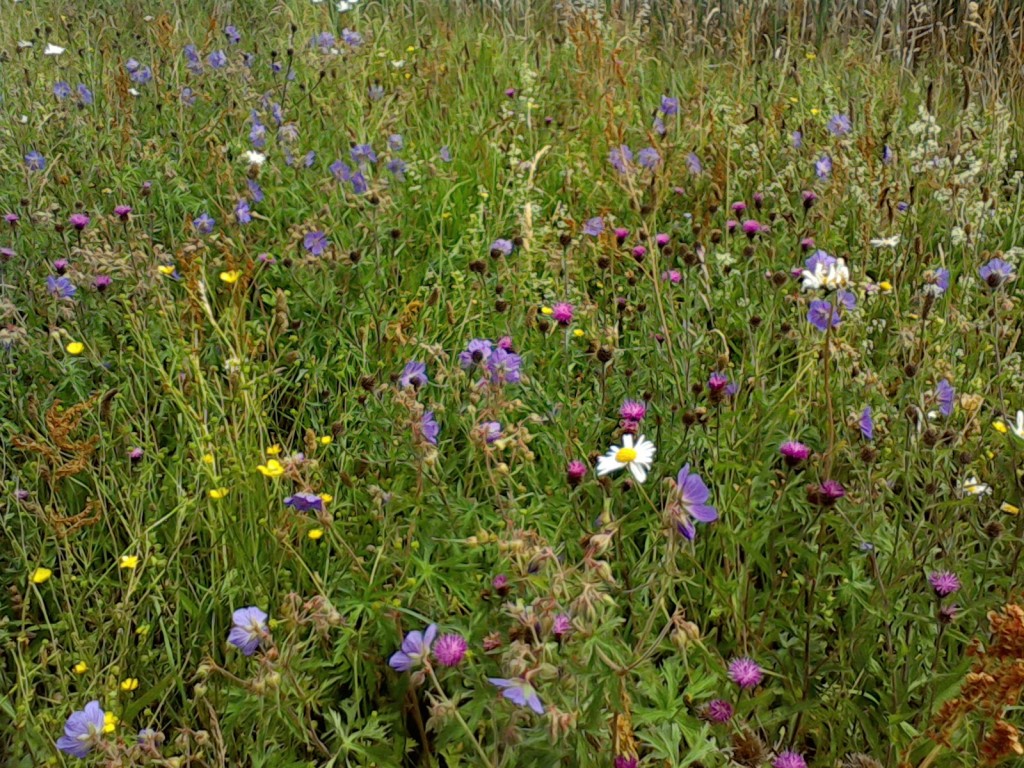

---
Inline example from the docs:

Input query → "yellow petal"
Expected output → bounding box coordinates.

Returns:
[120,678,139,692]
[219,270,241,284]
[208,487,229,500]
[73,661,88,674]
[118,555,139,569]
[994,421,1008,434]
[66,341,85,355]
[319,493,333,503]
[1000,501,1020,515]
[308,528,324,540]
[266,444,282,456]
[30,567,52,584]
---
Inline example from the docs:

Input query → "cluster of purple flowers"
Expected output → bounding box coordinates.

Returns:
[458,337,522,386]
[608,144,661,174]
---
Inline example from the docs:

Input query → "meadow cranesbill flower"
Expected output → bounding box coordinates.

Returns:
[193,213,215,234]
[609,145,633,174]
[25,151,46,171]
[390,624,437,671]
[979,257,1015,288]
[207,50,228,68]
[936,379,955,417]
[728,657,764,689]
[420,411,439,445]
[670,464,718,539]
[583,216,604,236]
[47,275,77,300]
[54,81,72,99]
[224,25,241,44]
[807,300,840,332]
[774,752,808,768]
[485,347,522,385]
[433,633,468,667]
[815,154,832,180]
[303,230,329,256]
[780,441,811,467]
[551,302,574,325]
[860,406,874,441]
[228,606,269,656]
[350,143,377,166]
[596,434,656,483]
[400,361,428,389]
[929,571,961,597]
[637,147,661,170]
[828,113,852,136]
[924,267,950,296]
[567,460,588,487]
[235,200,251,225]
[284,492,324,513]
[660,95,679,115]
[479,421,501,443]
[459,338,493,369]
[488,677,544,714]
[704,699,734,723]
[56,701,106,758]
[686,152,702,174]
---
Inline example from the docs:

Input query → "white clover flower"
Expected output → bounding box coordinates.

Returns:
[596,434,656,484]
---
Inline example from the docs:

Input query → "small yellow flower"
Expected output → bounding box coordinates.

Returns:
[266,444,282,456]
[30,567,52,584]
[319,435,332,446]
[1000,501,1020,515]
[219,270,241,284]
[404,72,411,80]
[406,45,416,53]
[319,493,333,504]
[119,678,139,692]
[810,108,821,116]
[789,96,799,104]
[66,341,85,355]
[540,306,553,316]
[805,52,817,60]
[878,281,893,292]
[208,487,229,500]
[73,661,88,675]
[103,712,119,733]
[119,555,139,569]
[201,453,215,464]
[572,329,585,338]
[257,459,285,478]
[157,265,176,276]
[994,421,1008,434]
[308,528,324,540]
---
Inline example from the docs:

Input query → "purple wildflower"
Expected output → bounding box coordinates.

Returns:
[235,199,251,225]
[224,25,241,44]
[388,134,405,152]
[341,29,363,47]
[583,216,604,237]
[400,361,428,389]
[488,678,544,714]
[609,145,633,174]
[792,130,803,149]
[614,758,638,768]
[807,300,840,332]
[929,571,961,597]
[551,302,574,325]
[936,379,955,417]
[193,213,215,235]
[615,227,629,245]
[54,81,72,99]
[815,154,832,180]
[247,179,264,203]
[420,411,439,445]
[705,699,734,723]
[303,231,329,256]
[25,151,46,171]
[350,144,377,166]
[780,441,811,467]
[728,657,764,689]
[480,421,502,443]
[979,258,1015,288]
[284,493,324,513]
[686,152,702,174]
[860,406,874,441]
[439,145,452,162]
[490,239,514,258]
[620,400,647,422]
[459,338,493,369]
[433,634,468,667]
[671,464,718,540]
[390,624,437,671]
[56,701,106,758]
[553,614,572,637]
[567,460,588,487]
[207,50,228,69]
[47,275,77,299]
[94,275,112,292]
[129,447,144,463]
[114,205,132,221]
[637,147,661,170]
[486,347,522,385]
[774,752,808,768]
[828,114,852,137]
[811,479,846,506]
[227,606,269,656]
[931,267,950,294]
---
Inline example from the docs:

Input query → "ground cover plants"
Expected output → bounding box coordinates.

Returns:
[2,1,1024,766]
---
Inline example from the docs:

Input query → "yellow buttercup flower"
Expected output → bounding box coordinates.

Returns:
[30,567,52,584]
[66,341,85,355]
[119,555,139,569]
[73,661,88,675]
[208,487,229,500]
[789,96,799,104]
[319,435,333,446]
[805,52,817,60]
[319,493,333,504]
[120,678,139,692]
[266,444,282,456]
[308,528,324,540]
[201,453,215,464]
[257,459,285,478]
[541,306,553,316]
[810,108,820,116]
[158,265,176,276]
[103,712,119,733]
[219,270,241,284]
[573,329,585,338]
[878,281,893,292]
[406,45,416,53]
[994,421,1008,434]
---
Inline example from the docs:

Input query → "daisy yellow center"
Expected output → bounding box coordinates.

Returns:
[615,447,638,463]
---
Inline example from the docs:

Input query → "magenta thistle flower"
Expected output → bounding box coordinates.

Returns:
[620,400,647,422]
[929,571,961,597]
[632,245,647,260]
[492,573,509,591]
[94,275,112,292]
[567,460,588,487]
[56,700,106,758]
[614,758,638,768]
[228,606,269,656]
[663,269,682,283]
[551,302,574,325]
[433,633,468,667]
[704,699,734,723]
[488,677,544,714]
[128,446,144,463]
[614,227,629,244]
[390,624,437,672]
[731,201,747,215]
[69,213,90,230]
[774,752,808,768]
[655,232,670,247]
[552,614,571,637]
[779,441,811,467]
[728,657,763,689]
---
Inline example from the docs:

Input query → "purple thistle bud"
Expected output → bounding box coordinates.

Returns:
[128,446,144,463]
[774,752,808,768]
[704,699,734,723]
[779,441,811,467]
[929,571,961,597]
[114,205,132,221]
[728,657,763,689]
[615,227,629,245]
[551,302,574,325]
[433,633,468,667]
[802,190,818,208]
[53,259,69,275]
[94,275,112,292]
[567,460,588,487]
[69,213,90,231]
[655,232,670,247]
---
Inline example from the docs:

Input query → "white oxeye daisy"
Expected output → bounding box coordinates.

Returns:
[801,257,850,292]
[596,434,656,483]
[1011,410,1024,441]
[242,150,266,167]
[961,476,992,497]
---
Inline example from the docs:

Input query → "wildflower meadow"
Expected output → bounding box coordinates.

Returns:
[4,1,1024,766]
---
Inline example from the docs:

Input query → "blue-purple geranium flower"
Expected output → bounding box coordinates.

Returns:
[228,606,269,656]
[669,464,718,540]
[56,700,106,758]
[488,677,544,714]
[389,624,437,671]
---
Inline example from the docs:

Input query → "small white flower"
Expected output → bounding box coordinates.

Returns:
[242,150,266,167]
[17,40,34,49]
[596,434,656,484]
[44,44,66,56]
[869,235,900,249]
[128,88,141,97]
[801,257,850,291]
[1011,410,1024,441]
[391,60,405,69]
[336,0,355,10]
[961,476,992,497]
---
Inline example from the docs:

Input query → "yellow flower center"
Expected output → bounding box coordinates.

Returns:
[615,447,638,463]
